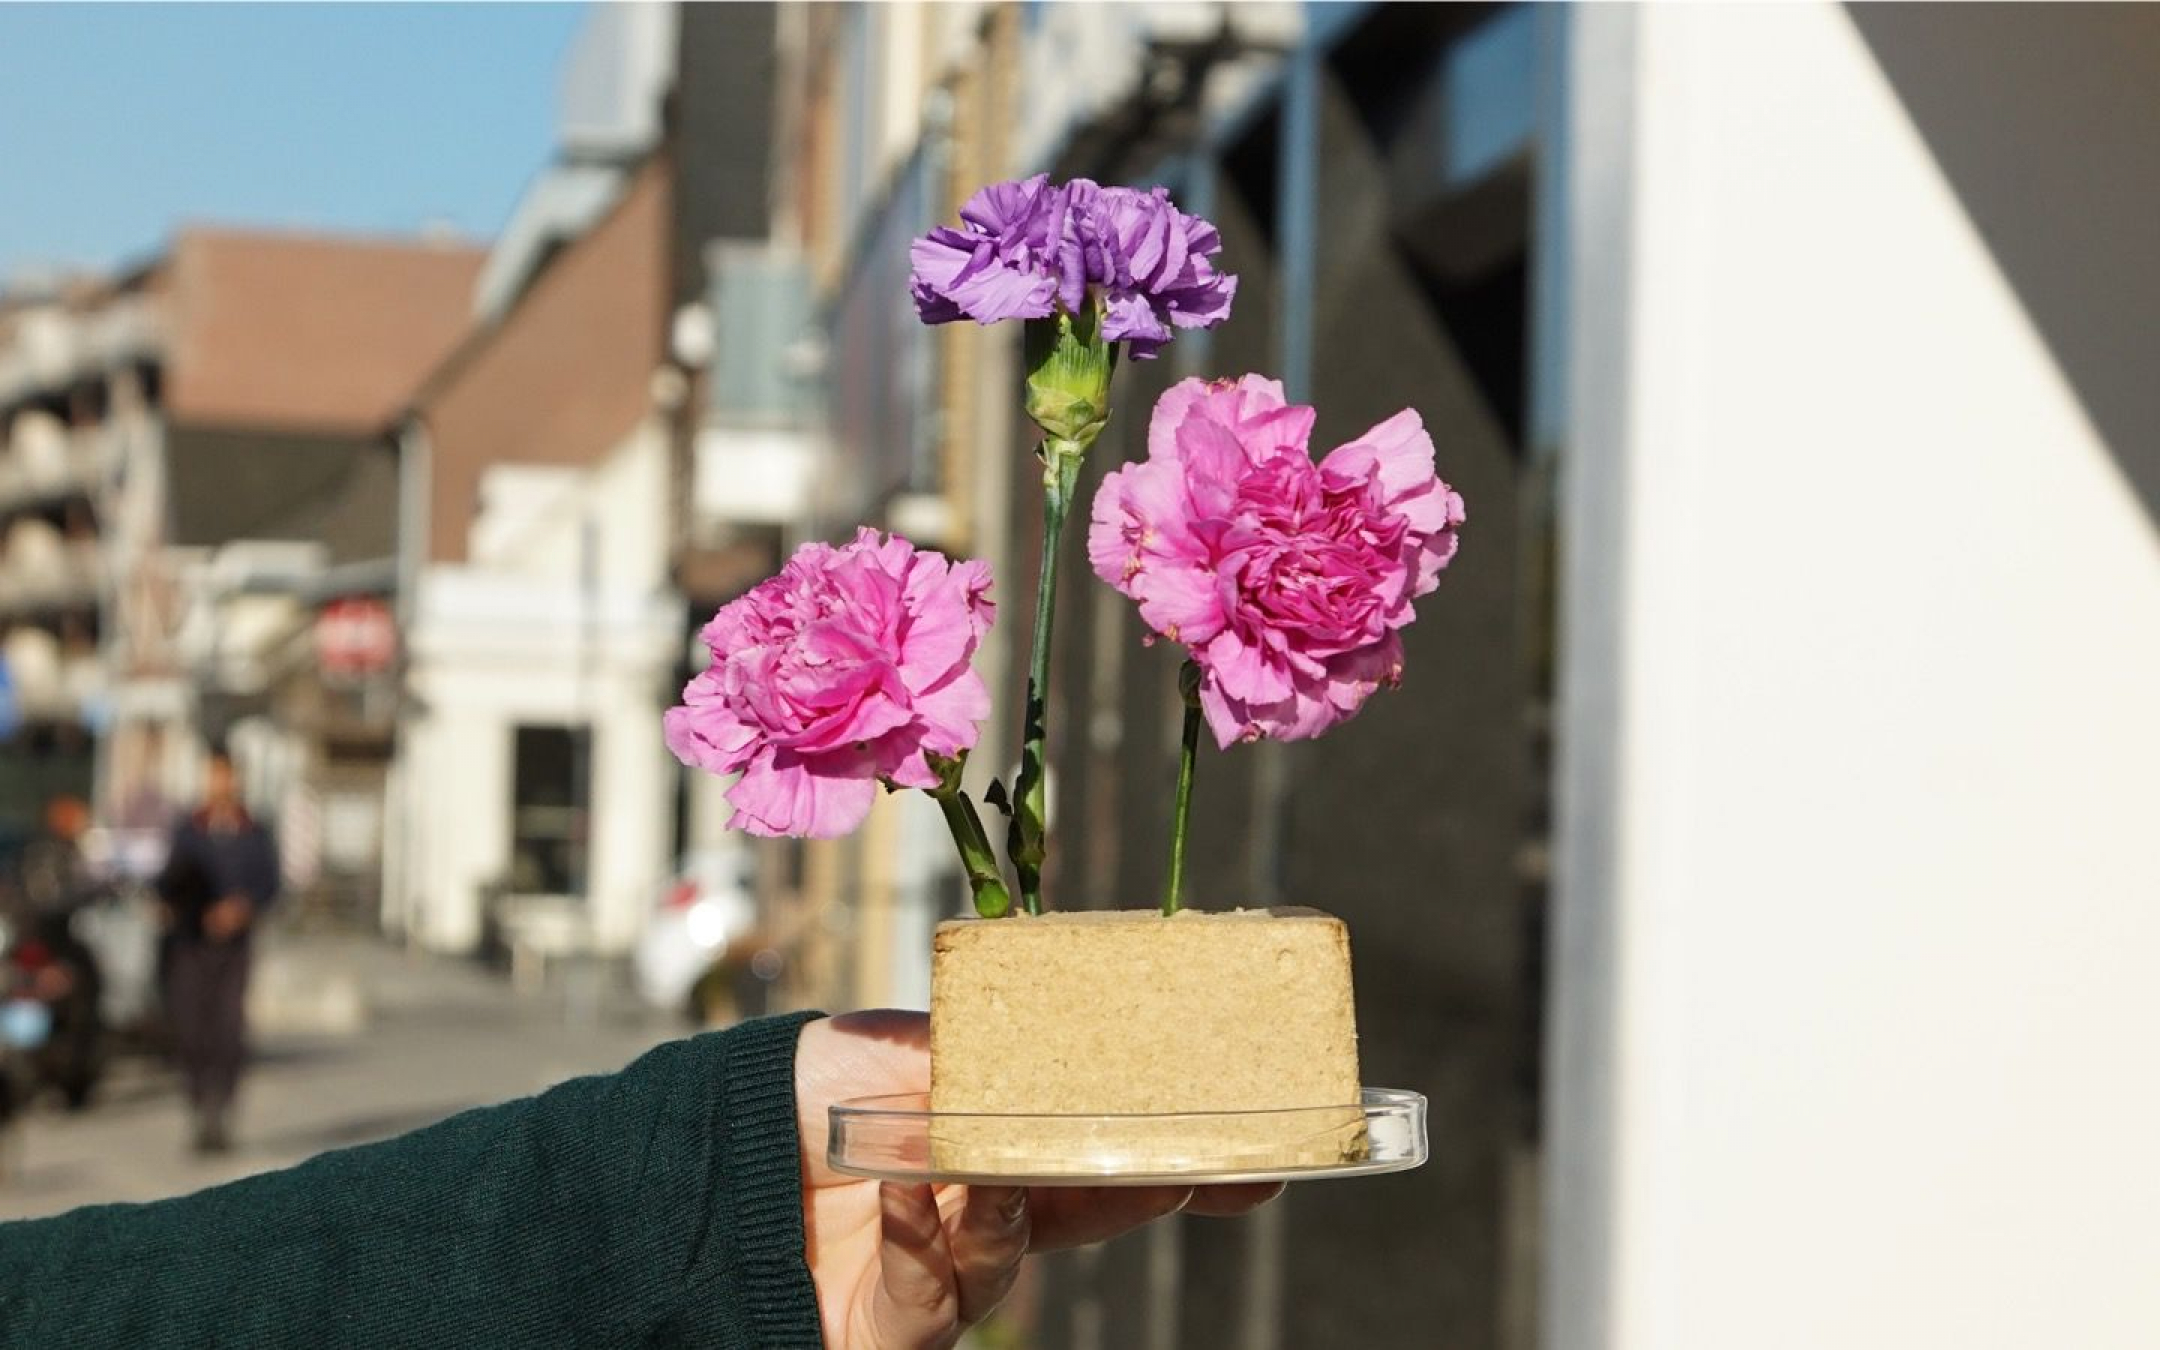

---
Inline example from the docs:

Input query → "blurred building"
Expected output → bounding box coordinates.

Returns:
[383,6,684,969]
[741,1,1036,1014]
[385,155,680,963]
[0,232,480,921]
[156,230,483,919]
[0,275,147,846]
[382,3,798,984]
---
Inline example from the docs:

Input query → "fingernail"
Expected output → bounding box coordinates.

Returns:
[997,1188,1027,1223]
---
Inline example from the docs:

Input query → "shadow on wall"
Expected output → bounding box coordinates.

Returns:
[1847,4,2160,531]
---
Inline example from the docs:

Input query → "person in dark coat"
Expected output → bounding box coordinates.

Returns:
[155,749,278,1153]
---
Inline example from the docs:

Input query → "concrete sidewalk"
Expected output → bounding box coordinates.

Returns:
[0,933,682,1221]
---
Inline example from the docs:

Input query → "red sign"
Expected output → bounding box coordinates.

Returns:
[316,597,397,676]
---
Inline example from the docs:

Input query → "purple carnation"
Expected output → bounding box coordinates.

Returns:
[1066,181,1237,358]
[908,175,1067,329]
[909,175,1236,359]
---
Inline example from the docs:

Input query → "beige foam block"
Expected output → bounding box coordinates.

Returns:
[928,908,1364,1173]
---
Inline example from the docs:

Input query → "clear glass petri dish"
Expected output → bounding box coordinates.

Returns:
[828,1087,1427,1186]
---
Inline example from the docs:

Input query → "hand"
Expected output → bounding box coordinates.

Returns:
[203,895,253,941]
[795,1011,1281,1349]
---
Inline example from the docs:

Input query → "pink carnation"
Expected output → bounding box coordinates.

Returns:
[664,529,995,839]
[1088,376,1463,747]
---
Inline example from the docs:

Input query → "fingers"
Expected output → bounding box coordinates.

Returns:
[869,1183,960,1350]
[948,1186,1030,1325]
[1021,1181,1284,1251]
[1024,1185,1192,1252]
[1182,1182,1284,1217]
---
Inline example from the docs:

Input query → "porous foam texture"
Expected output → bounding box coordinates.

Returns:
[928,908,1365,1173]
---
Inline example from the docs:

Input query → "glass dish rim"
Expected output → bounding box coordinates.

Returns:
[829,1085,1424,1124]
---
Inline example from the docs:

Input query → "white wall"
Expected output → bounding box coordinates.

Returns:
[1551,5,2160,1348]
[468,425,671,593]
[389,422,680,955]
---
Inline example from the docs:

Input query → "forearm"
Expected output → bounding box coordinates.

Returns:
[0,1012,826,1348]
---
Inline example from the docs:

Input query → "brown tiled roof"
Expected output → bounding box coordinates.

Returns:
[164,230,486,435]
[416,157,669,563]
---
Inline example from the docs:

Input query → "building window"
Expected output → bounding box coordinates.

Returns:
[509,724,589,896]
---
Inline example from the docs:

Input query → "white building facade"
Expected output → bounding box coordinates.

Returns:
[1546,6,2160,1348]
[389,418,679,960]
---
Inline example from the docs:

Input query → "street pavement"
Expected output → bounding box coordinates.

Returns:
[0,932,684,1222]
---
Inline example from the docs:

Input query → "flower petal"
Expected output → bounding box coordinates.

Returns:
[669,530,997,839]
[663,701,757,776]
[726,748,879,839]
[1321,409,1437,506]
[1096,382,1462,746]
[899,552,994,691]
[1204,629,1295,705]
[908,666,993,760]
[911,177,1235,355]
[1133,564,1225,646]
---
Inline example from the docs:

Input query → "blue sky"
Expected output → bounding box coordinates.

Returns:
[0,3,588,282]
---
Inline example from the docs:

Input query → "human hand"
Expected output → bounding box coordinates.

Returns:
[795,1011,1281,1349]
[204,895,252,941]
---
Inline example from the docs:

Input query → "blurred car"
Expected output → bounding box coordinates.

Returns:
[632,851,757,1021]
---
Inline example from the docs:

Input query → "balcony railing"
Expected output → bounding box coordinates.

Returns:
[0,296,160,410]
[691,246,823,532]
[692,426,819,529]
[706,244,819,428]
[0,420,108,519]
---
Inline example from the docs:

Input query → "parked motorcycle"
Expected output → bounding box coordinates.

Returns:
[0,934,53,1141]
[0,798,116,1130]
[0,904,106,1111]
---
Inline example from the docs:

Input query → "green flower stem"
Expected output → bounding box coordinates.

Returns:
[1009,302,1116,915]
[1009,439,1084,915]
[922,751,1011,918]
[930,783,1011,919]
[1163,660,1204,916]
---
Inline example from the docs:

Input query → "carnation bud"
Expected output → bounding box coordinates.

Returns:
[1023,303,1117,450]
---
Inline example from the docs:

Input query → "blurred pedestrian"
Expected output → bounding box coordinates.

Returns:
[154,750,277,1153]
[15,796,93,915]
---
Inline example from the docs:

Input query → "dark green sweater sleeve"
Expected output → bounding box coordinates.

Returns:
[0,1011,828,1348]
